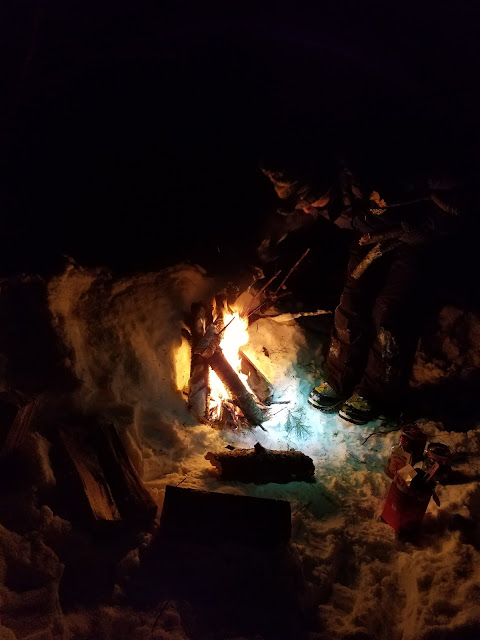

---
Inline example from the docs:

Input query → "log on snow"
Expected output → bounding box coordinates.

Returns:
[206,442,315,483]
[208,350,265,425]
[58,428,121,523]
[93,423,157,525]
[160,484,291,547]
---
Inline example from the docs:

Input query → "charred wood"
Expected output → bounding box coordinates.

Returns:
[194,323,220,359]
[208,350,265,425]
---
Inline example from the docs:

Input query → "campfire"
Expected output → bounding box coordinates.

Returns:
[184,251,330,430]
[186,287,271,429]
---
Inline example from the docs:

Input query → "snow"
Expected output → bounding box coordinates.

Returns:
[1,263,479,639]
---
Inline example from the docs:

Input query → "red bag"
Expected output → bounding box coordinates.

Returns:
[381,464,438,533]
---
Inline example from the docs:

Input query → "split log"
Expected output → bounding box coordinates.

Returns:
[58,428,121,522]
[160,484,291,547]
[239,350,273,404]
[93,423,157,526]
[187,302,210,422]
[208,350,265,425]
[205,442,315,483]
[1,398,38,457]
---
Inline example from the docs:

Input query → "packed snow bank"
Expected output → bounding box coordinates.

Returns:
[412,305,480,386]
[36,264,480,638]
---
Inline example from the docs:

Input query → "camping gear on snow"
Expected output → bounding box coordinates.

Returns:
[385,425,427,477]
[381,464,438,533]
[423,442,452,483]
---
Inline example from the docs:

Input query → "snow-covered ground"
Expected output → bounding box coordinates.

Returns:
[2,262,479,640]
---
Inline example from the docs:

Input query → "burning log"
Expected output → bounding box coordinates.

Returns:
[239,350,273,404]
[187,302,210,422]
[160,484,291,547]
[194,323,221,359]
[205,442,315,483]
[93,423,158,526]
[58,428,121,523]
[208,350,265,425]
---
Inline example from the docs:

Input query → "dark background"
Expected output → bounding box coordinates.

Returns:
[0,1,479,308]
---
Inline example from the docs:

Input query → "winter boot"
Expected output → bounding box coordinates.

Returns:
[339,393,377,425]
[308,382,345,411]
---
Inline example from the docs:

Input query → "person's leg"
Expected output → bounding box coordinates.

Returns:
[354,245,425,411]
[309,243,379,410]
[326,244,379,394]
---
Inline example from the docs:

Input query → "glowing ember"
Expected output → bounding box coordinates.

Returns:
[209,311,252,421]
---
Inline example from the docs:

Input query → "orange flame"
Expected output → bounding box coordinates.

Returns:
[209,311,251,421]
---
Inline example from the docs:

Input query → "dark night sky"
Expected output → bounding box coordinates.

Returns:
[0,1,479,294]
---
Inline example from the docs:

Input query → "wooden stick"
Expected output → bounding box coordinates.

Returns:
[257,309,331,322]
[241,270,281,318]
[359,228,402,246]
[352,239,402,279]
[351,243,383,280]
[272,248,310,296]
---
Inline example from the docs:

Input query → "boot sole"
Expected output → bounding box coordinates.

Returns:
[338,409,373,425]
[308,397,344,412]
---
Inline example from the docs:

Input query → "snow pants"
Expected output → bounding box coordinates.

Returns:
[327,242,425,408]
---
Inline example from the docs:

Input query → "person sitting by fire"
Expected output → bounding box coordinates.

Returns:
[260,161,461,425]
